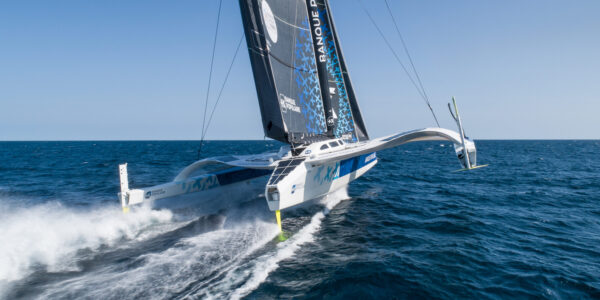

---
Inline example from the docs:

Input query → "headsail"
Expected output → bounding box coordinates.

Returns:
[239,0,368,144]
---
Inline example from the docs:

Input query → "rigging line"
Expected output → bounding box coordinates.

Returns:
[201,33,245,143]
[357,0,440,127]
[199,0,223,159]
[383,0,429,101]
[383,0,439,127]
[357,1,425,104]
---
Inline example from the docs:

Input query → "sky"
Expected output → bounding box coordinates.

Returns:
[1,0,598,140]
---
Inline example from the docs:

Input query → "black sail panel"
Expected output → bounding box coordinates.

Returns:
[239,0,285,142]
[307,0,369,142]
[239,0,328,144]
[305,0,335,138]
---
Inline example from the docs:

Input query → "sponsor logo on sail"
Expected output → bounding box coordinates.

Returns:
[309,0,326,62]
[279,94,301,113]
[327,116,335,126]
[261,0,278,44]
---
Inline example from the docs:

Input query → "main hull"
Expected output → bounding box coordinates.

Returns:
[265,152,377,211]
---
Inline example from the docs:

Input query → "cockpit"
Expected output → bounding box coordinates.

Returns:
[302,139,347,156]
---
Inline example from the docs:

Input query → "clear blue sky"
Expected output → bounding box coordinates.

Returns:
[1,0,598,140]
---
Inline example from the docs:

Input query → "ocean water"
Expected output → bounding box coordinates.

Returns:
[0,140,599,299]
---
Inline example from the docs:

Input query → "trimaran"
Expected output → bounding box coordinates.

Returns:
[118,0,483,234]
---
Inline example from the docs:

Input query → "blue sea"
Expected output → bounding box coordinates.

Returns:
[0,140,599,299]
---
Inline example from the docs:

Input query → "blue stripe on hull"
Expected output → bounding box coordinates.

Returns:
[338,152,377,178]
[215,167,272,186]
[203,152,375,192]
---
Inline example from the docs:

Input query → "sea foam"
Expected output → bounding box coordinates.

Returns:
[37,216,278,299]
[207,188,350,300]
[0,201,172,288]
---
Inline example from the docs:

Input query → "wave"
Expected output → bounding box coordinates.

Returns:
[37,217,278,299]
[1,187,349,299]
[0,201,173,295]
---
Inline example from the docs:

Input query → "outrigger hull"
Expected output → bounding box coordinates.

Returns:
[118,155,276,213]
[152,174,269,213]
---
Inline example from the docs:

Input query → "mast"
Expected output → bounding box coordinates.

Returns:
[305,0,368,142]
[305,0,335,138]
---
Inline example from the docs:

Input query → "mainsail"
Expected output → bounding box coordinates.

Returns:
[239,0,368,145]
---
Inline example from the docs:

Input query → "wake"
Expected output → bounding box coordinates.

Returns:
[202,188,350,300]
[0,201,174,297]
[37,214,278,299]
[0,188,349,299]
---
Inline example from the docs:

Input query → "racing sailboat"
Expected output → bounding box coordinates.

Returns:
[118,0,482,232]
